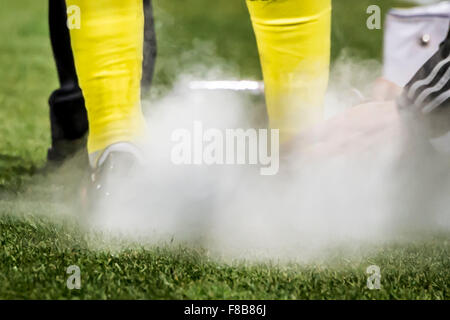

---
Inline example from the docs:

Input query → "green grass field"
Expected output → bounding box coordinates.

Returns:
[0,0,449,299]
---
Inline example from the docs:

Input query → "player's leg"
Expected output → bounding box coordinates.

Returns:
[65,0,147,166]
[48,0,88,162]
[48,0,156,164]
[246,0,331,142]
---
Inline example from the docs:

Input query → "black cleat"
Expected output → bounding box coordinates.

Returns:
[80,143,144,215]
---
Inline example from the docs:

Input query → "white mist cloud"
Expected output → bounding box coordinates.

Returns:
[82,60,450,263]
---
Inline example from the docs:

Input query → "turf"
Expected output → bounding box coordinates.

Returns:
[0,0,448,299]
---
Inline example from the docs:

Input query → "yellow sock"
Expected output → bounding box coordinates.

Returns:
[66,0,146,154]
[246,0,331,142]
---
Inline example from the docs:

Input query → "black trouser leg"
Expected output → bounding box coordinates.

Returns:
[47,0,157,161]
[48,0,87,161]
[142,0,157,91]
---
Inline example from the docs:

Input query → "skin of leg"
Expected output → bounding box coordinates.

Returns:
[246,0,331,142]
[66,0,146,155]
